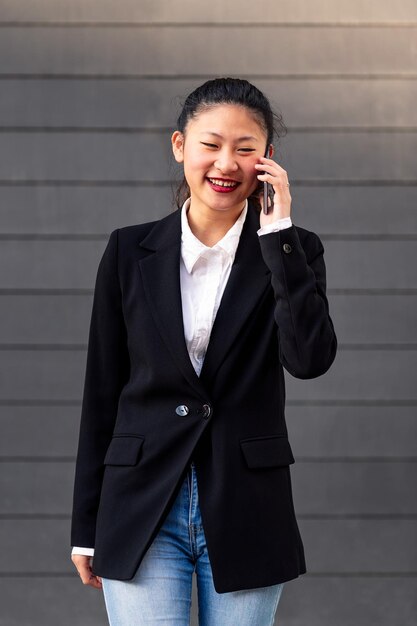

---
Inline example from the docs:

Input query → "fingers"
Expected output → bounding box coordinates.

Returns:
[257,173,290,191]
[79,568,102,588]
[88,576,103,590]
[258,189,273,213]
[256,170,291,193]
[254,158,290,189]
[255,164,286,176]
[71,555,103,589]
[255,157,292,222]
[255,156,285,173]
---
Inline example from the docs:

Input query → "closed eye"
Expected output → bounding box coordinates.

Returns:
[200,142,255,153]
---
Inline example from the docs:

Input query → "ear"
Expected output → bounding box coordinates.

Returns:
[268,144,275,158]
[172,131,185,163]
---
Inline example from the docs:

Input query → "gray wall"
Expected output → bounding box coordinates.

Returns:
[0,1,416,624]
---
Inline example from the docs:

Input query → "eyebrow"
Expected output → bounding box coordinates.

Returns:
[200,132,259,142]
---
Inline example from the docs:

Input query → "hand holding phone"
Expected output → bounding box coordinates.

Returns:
[256,148,292,223]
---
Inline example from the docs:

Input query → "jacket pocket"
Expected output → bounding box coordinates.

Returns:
[239,434,295,469]
[103,434,145,466]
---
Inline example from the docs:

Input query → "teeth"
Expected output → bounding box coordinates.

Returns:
[208,178,238,188]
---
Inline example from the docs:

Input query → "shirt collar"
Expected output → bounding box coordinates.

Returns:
[180,197,248,274]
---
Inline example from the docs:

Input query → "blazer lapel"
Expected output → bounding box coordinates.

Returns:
[138,209,206,398]
[199,204,271,385]
[138,201,271,398]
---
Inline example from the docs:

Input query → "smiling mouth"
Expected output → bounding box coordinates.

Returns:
[206,177,241,189]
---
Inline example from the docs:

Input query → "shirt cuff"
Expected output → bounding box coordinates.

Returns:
[71,546,95,556]
[257,216,292,236]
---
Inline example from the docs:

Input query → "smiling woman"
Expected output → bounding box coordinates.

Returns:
[172,106,266,217]
[173,78,287,214]
[170,79,292,247]
[70,76,337,626]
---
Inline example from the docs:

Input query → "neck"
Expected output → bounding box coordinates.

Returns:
[186,199,245,247]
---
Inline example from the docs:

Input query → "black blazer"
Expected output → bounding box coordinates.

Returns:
[70,199,337,593]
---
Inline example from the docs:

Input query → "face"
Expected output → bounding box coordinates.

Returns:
[172,104,274,218]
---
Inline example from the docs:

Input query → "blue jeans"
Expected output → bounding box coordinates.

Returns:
[101,461,284,625]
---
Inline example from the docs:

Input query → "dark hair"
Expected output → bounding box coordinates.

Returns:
[172,77,287,209]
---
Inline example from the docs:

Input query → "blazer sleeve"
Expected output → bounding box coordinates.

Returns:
[70,228,130,548]
[258,224,337,379]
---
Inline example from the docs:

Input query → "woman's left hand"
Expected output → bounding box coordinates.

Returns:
[255,157,292,226]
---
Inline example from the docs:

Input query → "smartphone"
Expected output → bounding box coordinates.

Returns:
[262,146,273,215]
[263,180,269,215]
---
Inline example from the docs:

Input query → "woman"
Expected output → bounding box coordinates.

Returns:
[70,77,338,625]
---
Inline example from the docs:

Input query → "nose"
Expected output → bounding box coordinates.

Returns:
[214,149,238,175]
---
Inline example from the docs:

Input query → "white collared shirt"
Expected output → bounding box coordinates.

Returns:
[71,198,292,557]
[180,197,292,376]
